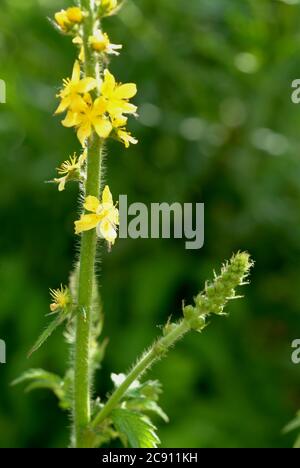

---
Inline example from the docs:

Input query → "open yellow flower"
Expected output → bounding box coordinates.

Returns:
[101,69,137,119]
[62,93,112,146]
[55,7,84,32]
[112,117,138,148]
[54,150,87,191]
[75,185,119,247]
[89,30,122,55]
[55,61,97,115]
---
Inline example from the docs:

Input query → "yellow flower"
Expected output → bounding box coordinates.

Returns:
[62,93,112,146]
[55,7,84,32]
[49,285,71,313]
[113,117,138,148]
[98,0,119,17]
[55,60,97,115]
[54,150,87,191]
[75,185,119,247]
[101,69,137,119]
[89,30,122,55]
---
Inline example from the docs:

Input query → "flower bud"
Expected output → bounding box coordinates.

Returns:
[97,0,119,18]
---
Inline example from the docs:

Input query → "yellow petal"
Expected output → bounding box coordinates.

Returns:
[114,83,137,100]
[108,206,119,225]
[71,60,81,82]
[77,122,92,146]
[97,219,117,244]
[112,116,128,128]
[66,7,83,23]
[55,97,70,115]
[84,196,100,213]
[62,111,81,127]
[101,185,113,205]
[55,11,69,30]
[93,118,112,139]
[79,46,85,63]
[77,77,97,94]
[118,129,138,148]
[58,176,67,191]
[101,69,116,97]
[107,100,137,117]
[93,97,107,115]
[69,94,88,112]
[53,176,67,191]
[75,214,102,234]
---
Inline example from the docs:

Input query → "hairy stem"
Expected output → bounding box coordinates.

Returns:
[74,0,102,448]
[91,319,190,429]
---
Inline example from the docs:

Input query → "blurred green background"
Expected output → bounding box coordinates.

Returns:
[1,0,300,448]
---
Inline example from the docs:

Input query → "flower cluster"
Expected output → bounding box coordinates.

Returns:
[54,3,138,150]
[52,3,138,247]
[56,64,137,148]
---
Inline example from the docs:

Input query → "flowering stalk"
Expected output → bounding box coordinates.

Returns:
[91,252,253,432]
[74,0,102,448]
[53,0,137,447]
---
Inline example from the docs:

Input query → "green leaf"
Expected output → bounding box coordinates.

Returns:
[111,408,160,448]
[12,368,73,410]
[12,369,62,395]
[111,376,168,423]
[126,399,169,423]
[28,312,68,357]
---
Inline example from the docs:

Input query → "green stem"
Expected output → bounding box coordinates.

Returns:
[74,0,102,448]
[91,319,190,429]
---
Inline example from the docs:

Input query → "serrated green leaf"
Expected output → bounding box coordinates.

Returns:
[12,369,61,386]
[12,368,73,410]
[28,312,68,357]
[126,399,169,423]
[112,376,168,424]
[126,379,163,401]
[12,368,63,396]
[112,408,160,448]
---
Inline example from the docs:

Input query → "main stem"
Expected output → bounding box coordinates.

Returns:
[74,0,102,448]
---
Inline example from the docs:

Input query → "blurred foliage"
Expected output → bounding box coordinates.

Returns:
[1,0,300,448]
